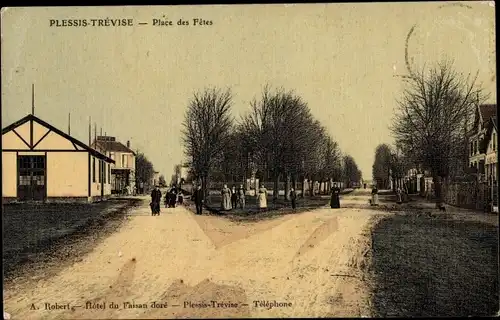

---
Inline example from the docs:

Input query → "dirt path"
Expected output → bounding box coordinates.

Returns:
[3,190,383,319]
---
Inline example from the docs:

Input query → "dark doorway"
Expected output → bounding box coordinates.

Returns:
[17,155,46,201]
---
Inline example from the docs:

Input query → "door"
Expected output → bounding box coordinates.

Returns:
[17,155,46,201]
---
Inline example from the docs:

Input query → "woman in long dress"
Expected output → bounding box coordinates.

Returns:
[258,185,268,211]
[330,183,340,208]
[221,184,232,210]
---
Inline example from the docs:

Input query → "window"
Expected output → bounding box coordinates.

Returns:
[474,141,478,155]
[104,163,107,184]
[110,152,115,160]
[470,141,473,156]
[122,154,128,168]
[92,157,96,182]
[493,133,497,151]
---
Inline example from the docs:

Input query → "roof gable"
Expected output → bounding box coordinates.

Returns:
[2,114,114,163]
[94,140,136,155]
[479,104,497,124]
[481,116,498,153]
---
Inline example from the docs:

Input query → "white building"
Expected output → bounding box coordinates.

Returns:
[92,136,136,194]
[2,114,114,203]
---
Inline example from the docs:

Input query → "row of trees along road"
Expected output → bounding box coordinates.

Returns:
[182,85,362,201]
[372,143,408,190]
[388,50,488,199]
[135,152,155,189]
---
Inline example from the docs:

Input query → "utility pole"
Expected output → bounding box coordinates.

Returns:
[31,84,35,115]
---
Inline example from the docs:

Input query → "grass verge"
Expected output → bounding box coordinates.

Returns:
[367,211,499,317]
[3,198,143,287]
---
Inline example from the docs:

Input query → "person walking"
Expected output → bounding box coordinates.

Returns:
[178,190,184,205]
[258,184,268,211]
[193,185,204,215]
[238,185,245,209]
[150,185,162,216]
[330,183,341,209]
[290,188,297,210]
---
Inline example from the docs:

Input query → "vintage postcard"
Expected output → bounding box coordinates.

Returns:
[1,3,498,319]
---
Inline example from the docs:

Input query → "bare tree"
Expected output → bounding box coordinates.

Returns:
[391,59,488,201]
[182,87,234,201]
[372,144,392,189]
[135,152,155,190]
[342,155,362,188]
[243,85,315,201]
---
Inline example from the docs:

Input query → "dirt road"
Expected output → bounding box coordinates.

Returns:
[3,190,384,319]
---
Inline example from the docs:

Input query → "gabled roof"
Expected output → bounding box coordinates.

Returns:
[2,114,115,163]
[480,116,498,153]
[94,140,136,155]
[479,104,497,124]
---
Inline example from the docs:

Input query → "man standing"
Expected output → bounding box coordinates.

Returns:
[238,185,245,209]
[231,186,238,209]
[290,188,297,210]
[193,185,204,215]
[150,185,162,216]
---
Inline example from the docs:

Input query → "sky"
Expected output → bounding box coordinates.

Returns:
[1,3,496,181]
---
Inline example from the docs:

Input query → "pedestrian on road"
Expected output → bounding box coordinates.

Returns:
[330,183,341,209]
[258,184,268,211]
[238,185,245,209]
[178,190,184,205]
[150,185,162,216]
[396,187,403,204]
[193,185,204,215]
[168,188,177,208]
[290,188,297,210]
[231,186,238,209]
[221,184,232,211]
[371,185,379,206]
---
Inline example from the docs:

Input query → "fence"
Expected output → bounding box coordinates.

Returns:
[443,178,497,212]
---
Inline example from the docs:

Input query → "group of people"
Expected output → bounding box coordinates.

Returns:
[221,184,247,210]
[149,185,184,216]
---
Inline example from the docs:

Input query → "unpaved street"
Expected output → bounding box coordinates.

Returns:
[3,191,383,319]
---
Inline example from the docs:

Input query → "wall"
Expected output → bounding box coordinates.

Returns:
[90,155,112,197]
[47,152,88,197]
[2,151,17,197]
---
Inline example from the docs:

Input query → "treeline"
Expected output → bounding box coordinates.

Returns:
[372,143,407,190]
[135,152,155,188]
[182,85,362,200]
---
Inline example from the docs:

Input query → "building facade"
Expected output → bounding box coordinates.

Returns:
[2,114,114,203]
[469,104,497,173]
[92,136,136,194]
[468,104,498,212]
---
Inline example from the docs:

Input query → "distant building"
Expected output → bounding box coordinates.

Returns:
[2,114,114,203]
[152,171,160,186]
[469,104,497,175]
[92,136,136,194]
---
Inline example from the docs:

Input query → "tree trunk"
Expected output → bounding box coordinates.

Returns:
[201,174,209,205]
[310,179,314,197]
[285,172,291,201]
[301,176,306,198]
[273,174,279,202]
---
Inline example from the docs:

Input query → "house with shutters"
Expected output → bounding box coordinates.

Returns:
[91,136,136,194]
[2,114,114,203]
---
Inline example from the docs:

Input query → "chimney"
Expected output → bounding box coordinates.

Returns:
[127,140,130,148]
